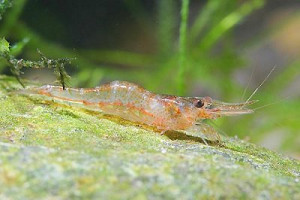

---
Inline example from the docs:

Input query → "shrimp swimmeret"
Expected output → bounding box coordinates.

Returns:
[25,81,257,142]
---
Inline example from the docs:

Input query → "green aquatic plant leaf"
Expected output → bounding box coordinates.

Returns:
[0,0,27,36]
[10,37,30,55]
[196,0,265,52]
[177,0,189,96]
[0,37,10,53]
[0,0,13,20]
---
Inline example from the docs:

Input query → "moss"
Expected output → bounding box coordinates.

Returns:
[0,75,299,199]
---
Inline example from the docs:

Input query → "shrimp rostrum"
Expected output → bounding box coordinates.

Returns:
[25,81,256,142]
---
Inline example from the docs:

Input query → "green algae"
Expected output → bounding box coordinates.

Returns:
[0,75,299,199]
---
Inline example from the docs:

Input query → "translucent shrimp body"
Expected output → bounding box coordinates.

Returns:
[27,81,256,141]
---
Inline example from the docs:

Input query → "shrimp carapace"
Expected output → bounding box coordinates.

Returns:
[24,81,256,142]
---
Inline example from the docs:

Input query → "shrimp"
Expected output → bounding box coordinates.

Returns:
[24,81,257,142]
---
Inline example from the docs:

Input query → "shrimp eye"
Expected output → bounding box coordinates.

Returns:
[195,100,204,108]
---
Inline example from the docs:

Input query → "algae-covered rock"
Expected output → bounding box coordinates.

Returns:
[0,75,299,199]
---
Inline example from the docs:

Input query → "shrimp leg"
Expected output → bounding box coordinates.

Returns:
[184,122,221,142]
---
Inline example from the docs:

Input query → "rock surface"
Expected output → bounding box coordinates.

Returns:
[0,75,299,199]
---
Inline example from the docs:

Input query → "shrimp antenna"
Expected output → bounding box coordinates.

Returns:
[245,65,276,105]
[240,66,255,102]
[253,96,290,111]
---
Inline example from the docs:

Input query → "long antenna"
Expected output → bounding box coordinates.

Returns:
[253,96,290,111]
[245,65,276,104]
[241,66,255,102]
